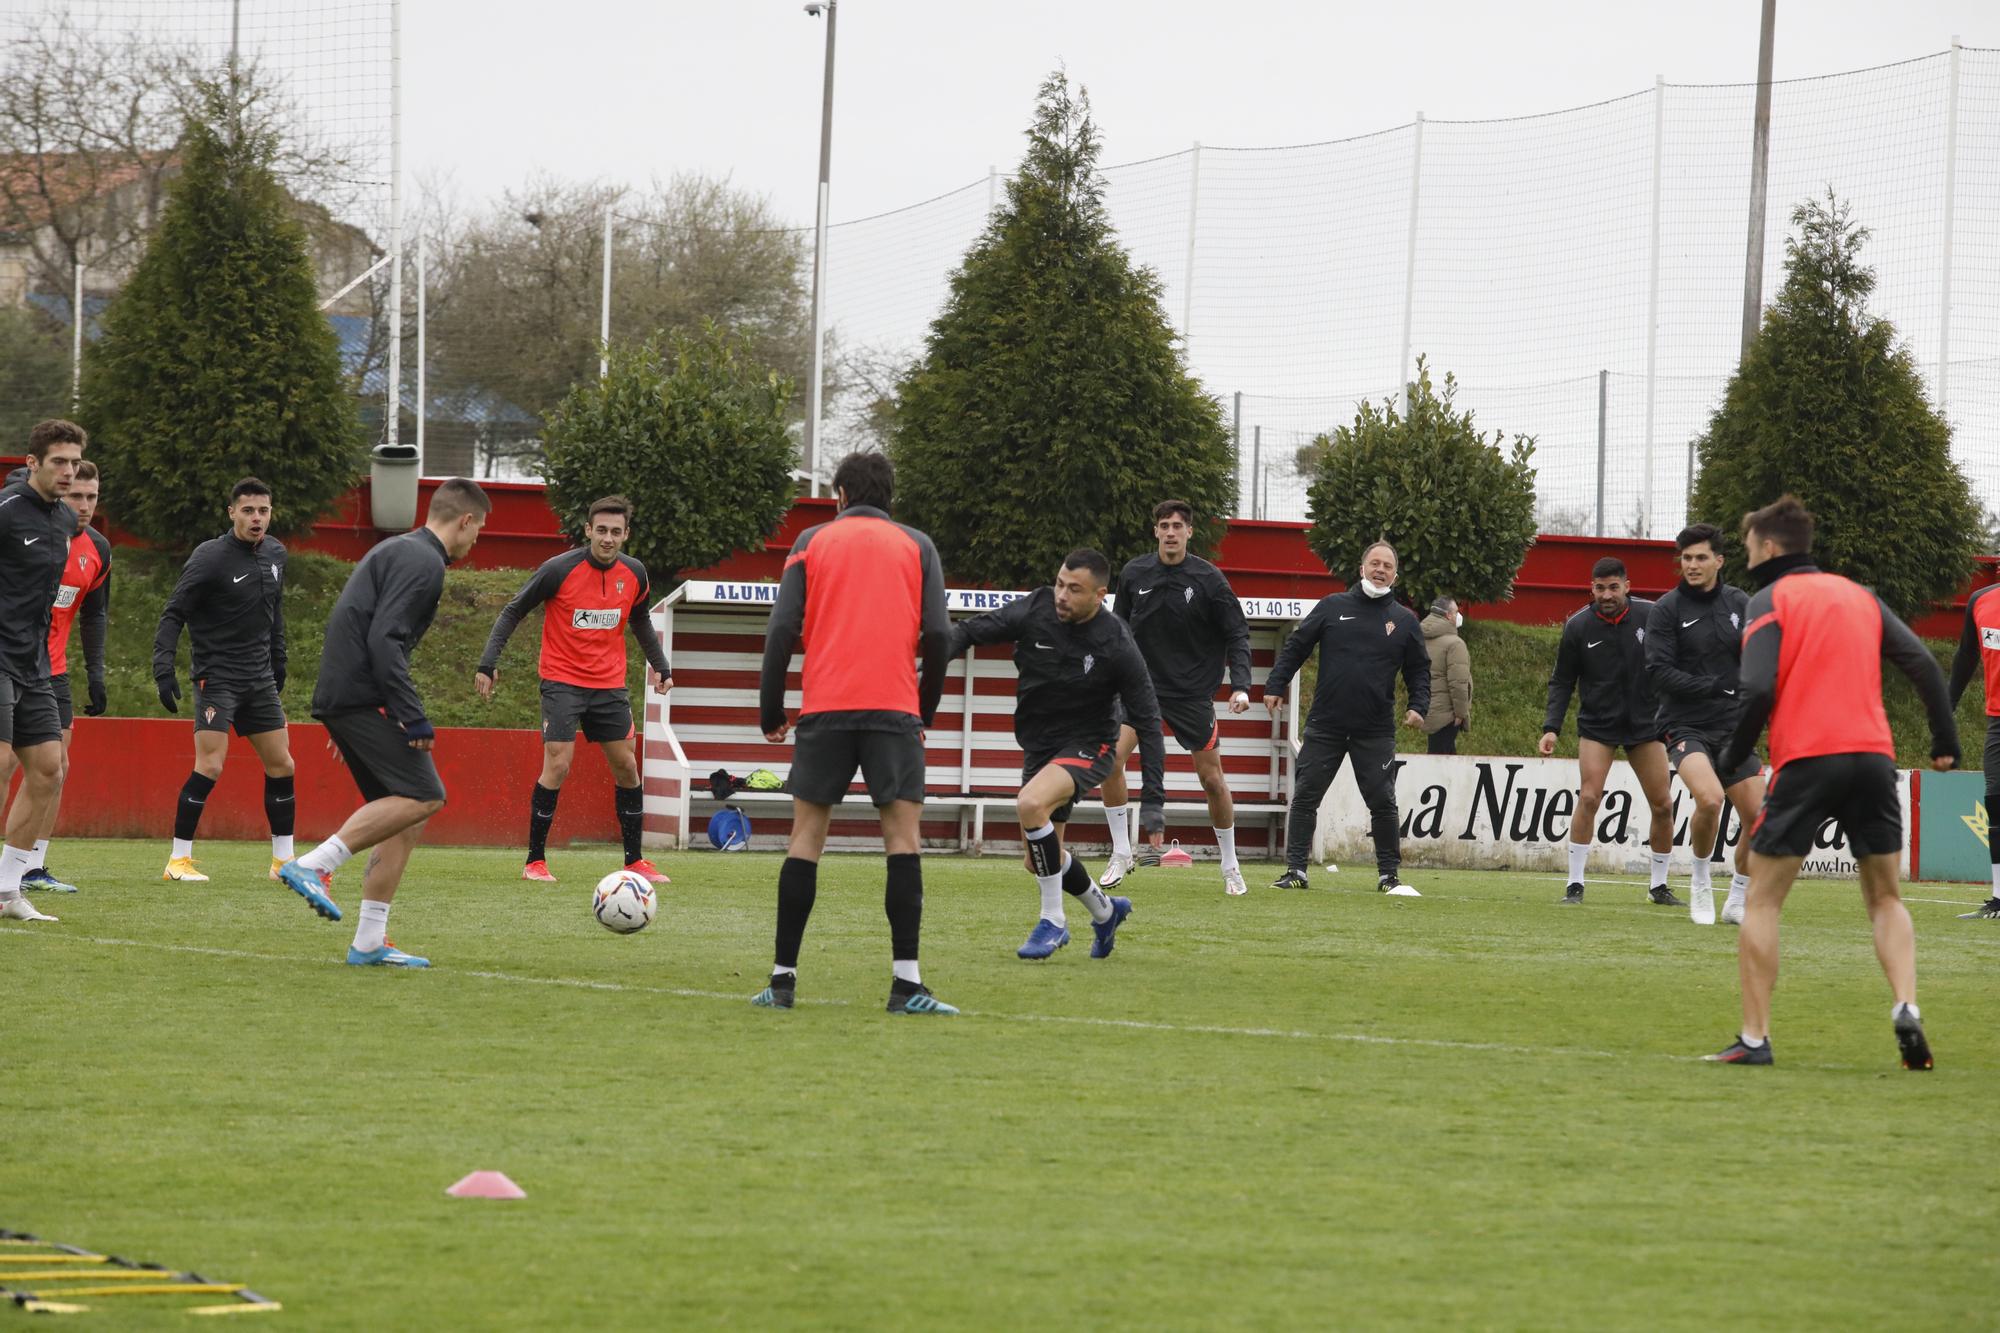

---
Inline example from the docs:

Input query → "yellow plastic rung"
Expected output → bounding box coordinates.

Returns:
[2,1269,179,1281]
[18,1299,91,1313]
[0,1254,104,1264]
[24,1282,244,1298]
[189,1302,284,1316]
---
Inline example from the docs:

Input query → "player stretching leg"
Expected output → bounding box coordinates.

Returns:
[1646,524,1766,925]
[1263,542,1429,895]
[277,479,490,966]
[950,551,1166,960]
[1099,500,1254,895]
[1539,557,1680,907]
[0,458,111,893]
[1707,496,1958,1069]
[1948,574,2000,919]
[0,422,85,924]
[752,452,955,1013]
[150,479,297,882]
[476,495,673,885]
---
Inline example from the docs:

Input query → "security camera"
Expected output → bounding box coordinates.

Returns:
[804,3,825,14]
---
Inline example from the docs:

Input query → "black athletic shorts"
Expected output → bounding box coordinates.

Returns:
[1157,693,1221,753]
[1024,738,1118,825]
[321,709,447,805]
[540,680,634,744]
[1750,753,1902,858]
[50,671,71,732]
[787,718,925,807]
[1986,718,2000,798]
[194,678,287,737]
[1578,728,1663,754]
[1664,724,1762,789]
[0,673,63,748]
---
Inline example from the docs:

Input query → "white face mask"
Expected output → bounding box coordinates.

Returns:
[1360,578,1392,599]
[1454,612,1464,628]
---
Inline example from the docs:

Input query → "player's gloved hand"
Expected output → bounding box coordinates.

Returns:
[156,676,181,713]
[1140,804,1166,836]
[274,669,286,694]
[400,717,436,742]
[85,677,107,717]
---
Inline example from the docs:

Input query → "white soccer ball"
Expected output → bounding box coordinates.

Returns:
[592,870,656,934]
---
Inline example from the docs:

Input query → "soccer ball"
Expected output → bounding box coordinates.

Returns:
[592,870,656,934]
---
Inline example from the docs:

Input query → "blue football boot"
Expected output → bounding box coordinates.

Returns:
[1016,918,1070,960]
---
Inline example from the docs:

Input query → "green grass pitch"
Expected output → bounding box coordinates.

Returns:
[3,840,1995,1328]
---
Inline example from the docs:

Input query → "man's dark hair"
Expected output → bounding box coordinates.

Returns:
[1062,548,1111,587]
[27,419,86,459]
[832,451,894,512]
[230,477,272,505]
[74,461,98,483]
[1153,498,1194,526]
[588,494,633,525]
[1676,522,1724,554]
[429,476,492,522]
[1590,556,1628,580]
[1741,494,1814,554]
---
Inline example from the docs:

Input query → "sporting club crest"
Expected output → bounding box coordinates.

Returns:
[1183,586,1194,604]
[203,706,217,724]
[1082,653,1095,675]
[1731,611,1741,629]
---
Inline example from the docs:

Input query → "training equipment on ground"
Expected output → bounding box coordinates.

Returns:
[446,1171,527,1199]
[0,1227,278,1315]
[592,869,656,934]
[1159,840,1194,867]
[1378,875,1421,898]
[707,806,750,851]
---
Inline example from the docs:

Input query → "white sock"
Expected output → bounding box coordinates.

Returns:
[0,843,34,896]
[171,837,194,861]
[1728,872,1749,903]
[1567,841,1589,885]
[771,964,797,978]
[352,899,390,953]
[1214,826,1238,872]
[1894,1001,1920,1022]
[1691,857,1713,890]
[30,838,48,870]
[1104,805,1131,859]
[1649,851,1670,888]
[1740,1033,1767,1048]
[1036,854,1065,927]
[1990,864,1999,895]
[272,834,296,861]
[299,835,354,876]
[892,959,921,985]
[1078,881,1115,925]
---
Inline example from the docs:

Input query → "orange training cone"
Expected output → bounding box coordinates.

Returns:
[446,1171,526,1199]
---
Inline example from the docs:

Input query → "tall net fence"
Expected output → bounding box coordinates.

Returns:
[0,0,391,443]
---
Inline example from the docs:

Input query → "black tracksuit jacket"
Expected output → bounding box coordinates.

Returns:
[1114,552,1252,699]
[311,528,450,727]
[0,480,79,685]
[1264,587,1431,737]
[1644,580,1751,736]
[1542,598,1659,742]
[152,532,288,688]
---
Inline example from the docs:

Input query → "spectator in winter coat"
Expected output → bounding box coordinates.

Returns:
[1421,596,1472,755]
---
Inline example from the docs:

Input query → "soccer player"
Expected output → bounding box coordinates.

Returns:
[0,420,85,925]
[1646,523,1765,926]
[1097,499,1253,896]
[1706,495,1958,1069]
[949,549,1165,960]
[275,479,491,967]
[1948,571,2000,920]
[752,452,955,1013]
[151,478,296,882]
[1539,557,1680,907]
[476,495,674,885]
[1263,541,1428,895]
[0,459,111,895]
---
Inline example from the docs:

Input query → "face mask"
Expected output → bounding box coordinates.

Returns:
[1454,612,1464,628]
[1360,579,1392,599]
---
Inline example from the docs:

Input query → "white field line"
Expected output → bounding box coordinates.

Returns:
[2,927,1878,1069]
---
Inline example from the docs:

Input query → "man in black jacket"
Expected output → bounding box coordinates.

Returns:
[0,420,84,925]
[1540,557,1678,907]
[1099,500,1253,896]
[275,479,490,967]
[1263,541,1429,895]
[1646,523,1764,926]
[949,549,1165,961]
[152,478,295,884]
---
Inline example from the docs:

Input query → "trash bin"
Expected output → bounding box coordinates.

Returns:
[369,443,420,532]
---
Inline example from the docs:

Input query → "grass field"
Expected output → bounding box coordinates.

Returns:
[4,840,1997,1329]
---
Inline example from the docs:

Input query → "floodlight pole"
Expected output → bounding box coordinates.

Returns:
[385,0,403,451]
[1739,0,1777,359]
[804,1,838,497]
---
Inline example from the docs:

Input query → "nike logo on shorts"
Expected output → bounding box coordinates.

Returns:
[233,574,250,583]
[1587,640,1603,648]
[21,537,38,545]
[1682,619,1699,627]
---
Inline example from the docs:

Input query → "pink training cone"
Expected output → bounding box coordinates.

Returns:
[1159,840,1195,867]
[446,1171,526,1199]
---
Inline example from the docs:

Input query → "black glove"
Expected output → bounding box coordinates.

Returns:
[85,677,107,717]
[274,670,286,694]
[156,676,181,713]
[400,717,436,743]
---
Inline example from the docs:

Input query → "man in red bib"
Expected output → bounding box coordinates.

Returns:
[1947,572,2000,919]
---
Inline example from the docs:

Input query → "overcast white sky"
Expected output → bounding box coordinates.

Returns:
[407,1,1993,223]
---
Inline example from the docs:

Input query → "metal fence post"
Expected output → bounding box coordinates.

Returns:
[415,234,426,474]
[1939,35,1962,413]
[1641,77,1665,540]
[599,205,614,380]
[1251,426,1263,522]
[70,257,84,407]
[1596,369,1608,537]
[1232,389,1242,516]
[1182,141,1201,357]
[1398,113,1425,418]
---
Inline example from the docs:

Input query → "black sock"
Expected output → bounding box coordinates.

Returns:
[614,783,645,864]
[775,856,818,969]
[1061,855,1094,896]
[1370,807,1400,878]
[527,782,561,862]
[174,771,217,842]
[1025,824,1062,878]
[263,774,296,838]
[885,853,922,963]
